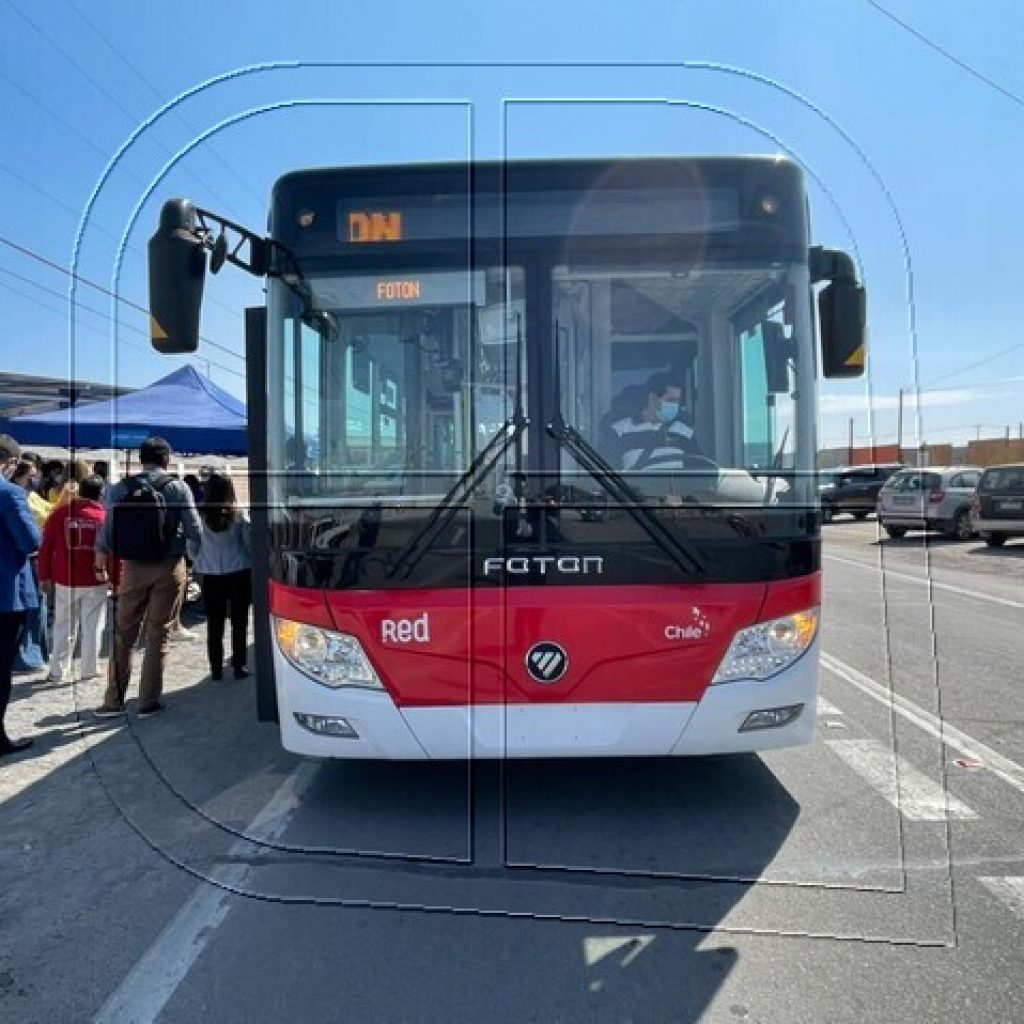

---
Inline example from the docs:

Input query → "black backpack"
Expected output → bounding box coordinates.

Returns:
[110,473,175,562]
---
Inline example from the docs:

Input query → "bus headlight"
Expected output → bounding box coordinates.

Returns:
[712,608,818,684]
[274,617,383,690]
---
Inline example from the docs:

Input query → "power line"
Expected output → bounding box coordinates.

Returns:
[0,66,134,169]
[0,163,122,244]
[2,0,258,224]
[919,339,1024,389]
[0,242,328,401]
[0,161,248,325]
[67,0,268,211]
[0,233,246,365]
[0,277,180,367]
[0,274,245,381]
[864,0,1024,110]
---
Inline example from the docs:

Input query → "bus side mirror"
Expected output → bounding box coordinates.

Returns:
[819,278,866,379]
[148,199,206,354]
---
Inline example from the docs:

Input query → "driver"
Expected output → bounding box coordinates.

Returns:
[602,372,701,472]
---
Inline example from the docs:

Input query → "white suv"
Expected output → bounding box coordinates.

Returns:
[877,466,981,541]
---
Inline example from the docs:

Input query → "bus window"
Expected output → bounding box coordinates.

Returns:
[269,268,525,502]
[735,309,797,475]
[552,268,699,482]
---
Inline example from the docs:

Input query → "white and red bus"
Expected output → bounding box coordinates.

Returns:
[148,156,865,758]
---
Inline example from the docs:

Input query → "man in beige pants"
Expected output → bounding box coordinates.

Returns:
[93,437,201,719]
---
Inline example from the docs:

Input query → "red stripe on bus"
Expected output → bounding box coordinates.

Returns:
[757,571,821,621]
[270,576,820,707]
[268,582,333,629]
[270,581,786,707]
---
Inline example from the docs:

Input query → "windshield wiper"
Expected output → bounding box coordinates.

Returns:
[385,414,526,581]
[546,410,706,576]
[387,311,529,580]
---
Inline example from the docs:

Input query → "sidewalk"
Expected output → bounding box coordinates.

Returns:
[2,604,233,804]
[0,605,295,1022]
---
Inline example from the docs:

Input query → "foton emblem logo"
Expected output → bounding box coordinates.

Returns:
[381,613,430,644]
[482,556,604,576]
[526,641,568,684]
[348,211,403,242]
[664,607,712,641]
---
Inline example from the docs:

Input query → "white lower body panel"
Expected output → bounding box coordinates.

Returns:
[275,642,819,759]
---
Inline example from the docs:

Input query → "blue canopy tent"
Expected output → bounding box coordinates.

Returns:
[4,364,248,456]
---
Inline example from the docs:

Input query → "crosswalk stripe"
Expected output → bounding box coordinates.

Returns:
[817,696,842,716]
[822,651,1024,798]
[824,553,1024,610]
[583,935,656,967]
[92,763,318,1024]
[825,738,977,820]
[979,877,1024,920]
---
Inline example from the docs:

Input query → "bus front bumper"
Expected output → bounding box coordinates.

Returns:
[275,642,819,759]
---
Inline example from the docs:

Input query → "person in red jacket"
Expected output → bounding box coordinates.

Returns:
[37,475,108,683]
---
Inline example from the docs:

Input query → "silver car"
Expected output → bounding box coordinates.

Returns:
[876,466,982,541]
[972,463,1024,547]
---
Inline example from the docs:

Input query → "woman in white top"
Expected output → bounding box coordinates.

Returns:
[187,474,252,680]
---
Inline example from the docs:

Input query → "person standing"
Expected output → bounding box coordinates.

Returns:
[40,460,64,505]
[38,475,108,684]
[10,459,51,674]
[168,471,203,643]
[188,473,252,680]
[93,437,201,719]
[0,434,40,757]
[92,459,112,506]
[11,460,52,529]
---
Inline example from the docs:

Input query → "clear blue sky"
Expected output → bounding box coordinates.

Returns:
[1,0,1022,448]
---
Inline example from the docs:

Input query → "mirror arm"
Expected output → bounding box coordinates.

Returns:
[190,205,309,292]
[190,206,323,329]
[190,206,273,278]
[809,246,857,285]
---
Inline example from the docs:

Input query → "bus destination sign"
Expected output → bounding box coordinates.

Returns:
[348,211,404,242]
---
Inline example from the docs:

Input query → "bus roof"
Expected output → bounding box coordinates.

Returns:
[270,155,809,262]
[272,154,802,194]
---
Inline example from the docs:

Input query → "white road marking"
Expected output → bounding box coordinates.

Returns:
[93,763,319,1024]
[824,553,1024,610]
[822,652,1024,798]
[979,877,1024,920]
[825,738,977,820]
[584,935,656,967]
[816,696,843,717]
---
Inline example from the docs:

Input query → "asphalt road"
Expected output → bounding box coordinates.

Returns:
[2,519,1023,1023]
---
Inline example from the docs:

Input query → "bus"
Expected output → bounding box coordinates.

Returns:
[148,156,865,759]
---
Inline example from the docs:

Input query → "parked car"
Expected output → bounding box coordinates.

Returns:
[818,463,904,522]
[876,466,981,540]
[972,463,1024,547]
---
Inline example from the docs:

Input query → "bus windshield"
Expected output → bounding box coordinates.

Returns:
[269,266,523,504]
[267,261,813,509]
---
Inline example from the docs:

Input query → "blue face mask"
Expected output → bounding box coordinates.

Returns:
[656,400,680,424]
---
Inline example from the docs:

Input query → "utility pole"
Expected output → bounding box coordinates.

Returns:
[896,387,904,462]
[848,417,854,464]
